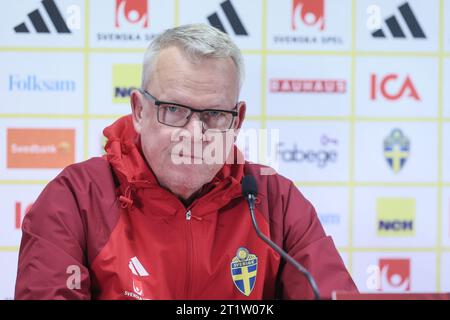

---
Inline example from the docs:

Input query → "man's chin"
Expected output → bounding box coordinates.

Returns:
[161,169,211,193]
[168,162,221,174]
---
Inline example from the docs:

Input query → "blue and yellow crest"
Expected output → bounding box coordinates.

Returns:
[383,129,410,173]
[230,247,258,296]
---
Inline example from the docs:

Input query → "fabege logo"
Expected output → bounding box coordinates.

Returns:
[379,258,411,292]
[278,135,338,168]
[292,0,325,31]
[7,128,75,169]
[370,74,420,101]
[115,0,149,28]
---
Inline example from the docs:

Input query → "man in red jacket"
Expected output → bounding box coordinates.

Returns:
[15,24,357,300]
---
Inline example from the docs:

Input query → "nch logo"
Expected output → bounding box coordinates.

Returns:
[14,0,71,34]
[371,2,426,39]
[112,64,141,104]
[377,197,415,237]
[207,0,248,36]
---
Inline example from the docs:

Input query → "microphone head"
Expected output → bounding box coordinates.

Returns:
[242,175,258,197]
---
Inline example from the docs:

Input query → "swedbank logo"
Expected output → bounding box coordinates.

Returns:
[7,128,75,169]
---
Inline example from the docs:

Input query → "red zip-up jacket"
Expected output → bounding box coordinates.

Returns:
[15,115,357,300]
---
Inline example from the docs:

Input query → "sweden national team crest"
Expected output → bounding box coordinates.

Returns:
[383,129,410,173]
[230,247,258,296]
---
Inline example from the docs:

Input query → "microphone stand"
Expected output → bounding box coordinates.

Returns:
[246,193,321,300]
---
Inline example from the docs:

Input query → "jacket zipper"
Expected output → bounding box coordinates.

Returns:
[184,210,193,299]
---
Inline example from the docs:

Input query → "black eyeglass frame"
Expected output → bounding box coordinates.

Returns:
[140,89,239,131]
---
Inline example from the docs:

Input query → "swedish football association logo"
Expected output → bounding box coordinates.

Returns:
[383,129,410,173]
[231,247,258,296]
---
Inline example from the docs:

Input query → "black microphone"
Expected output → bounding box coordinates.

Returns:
[241,175,321,300]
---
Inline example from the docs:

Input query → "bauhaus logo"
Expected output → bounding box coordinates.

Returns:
[370,74,420,101]
[371,2,426,39]
[383,129,410,174]
[115,0,149,29]
[7,128,75,169]
[379,258,411,292]
[207,0,248,36]
[112,64,141,104]
[270,78,346,94]
[14,0,71,34]
[292,0,325,31]
[376,197,415,237]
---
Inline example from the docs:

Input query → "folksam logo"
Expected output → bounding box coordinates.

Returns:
[8,74,76,92]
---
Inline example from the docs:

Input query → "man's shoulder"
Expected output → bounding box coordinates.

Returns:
[55,157,116,192]
[62,157,112,178]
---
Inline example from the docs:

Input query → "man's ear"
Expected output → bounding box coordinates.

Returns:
[231,101,246,143]
[233,101,246,132]
[131,90,144,134]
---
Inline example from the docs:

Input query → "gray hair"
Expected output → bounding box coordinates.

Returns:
[141,23,244,91]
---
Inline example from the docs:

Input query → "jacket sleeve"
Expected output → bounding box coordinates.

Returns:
[15,172,91,300]
[279,182,358,300]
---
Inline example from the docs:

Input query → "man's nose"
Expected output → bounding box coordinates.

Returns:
[184,112,204,138]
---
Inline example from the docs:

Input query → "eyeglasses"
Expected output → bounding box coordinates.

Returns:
[140,89,238,132]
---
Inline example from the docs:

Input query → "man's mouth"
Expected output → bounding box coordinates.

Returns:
[172,151,203,161]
